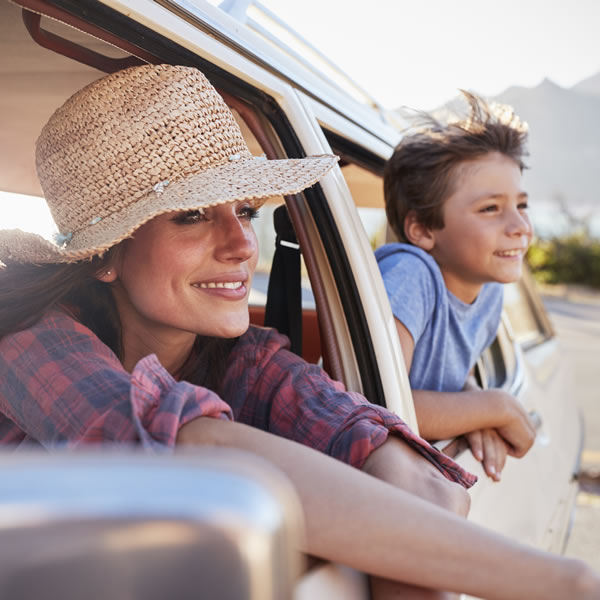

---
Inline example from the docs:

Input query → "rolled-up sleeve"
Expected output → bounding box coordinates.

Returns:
[0,310,233,449]
[222,326,476,489]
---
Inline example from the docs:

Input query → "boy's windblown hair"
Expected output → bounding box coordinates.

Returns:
[384,91,529,243]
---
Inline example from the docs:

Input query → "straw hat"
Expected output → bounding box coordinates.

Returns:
[0,64,338,264]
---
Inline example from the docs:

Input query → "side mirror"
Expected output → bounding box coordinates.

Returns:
[0,448,304,600]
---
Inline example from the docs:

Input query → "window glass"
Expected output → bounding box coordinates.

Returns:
[228,111,315,311]
[336,151,529,392]
[228,108,324,368]
[337,162,388,249]
[358,206,388,250]
[249,202,316,310]
[503,281,545,348]
[340,163,384,208]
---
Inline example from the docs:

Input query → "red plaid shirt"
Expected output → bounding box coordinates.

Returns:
[0,309,476,488]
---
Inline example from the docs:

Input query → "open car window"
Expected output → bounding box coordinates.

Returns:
[323,134,540,459]
[0,0,353,386]
[503,272,554,350]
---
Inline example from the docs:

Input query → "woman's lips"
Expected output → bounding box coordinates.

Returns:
[195,281,243,290]
[191,279,248,299]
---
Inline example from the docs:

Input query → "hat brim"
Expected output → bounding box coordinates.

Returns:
[0,154,338,264]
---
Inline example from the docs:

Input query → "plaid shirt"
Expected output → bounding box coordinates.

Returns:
[0,309,476,488]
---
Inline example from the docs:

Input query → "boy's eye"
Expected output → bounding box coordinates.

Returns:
[518,201,529,210]
[171,210,208,225]
[479,204,498,213]
[238,205,260,221]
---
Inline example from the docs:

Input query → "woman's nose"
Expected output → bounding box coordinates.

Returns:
[215,213,257,262]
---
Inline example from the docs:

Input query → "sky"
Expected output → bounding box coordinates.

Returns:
[258,0,600,110]
[3,0,600,235]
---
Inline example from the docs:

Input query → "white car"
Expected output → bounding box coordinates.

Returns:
[0,0,582,597]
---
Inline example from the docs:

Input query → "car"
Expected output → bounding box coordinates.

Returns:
[0,0,583,597]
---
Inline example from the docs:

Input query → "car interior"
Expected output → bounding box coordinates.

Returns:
[2,0,399,397]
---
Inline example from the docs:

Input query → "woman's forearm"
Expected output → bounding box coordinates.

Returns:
[177,417,598,599]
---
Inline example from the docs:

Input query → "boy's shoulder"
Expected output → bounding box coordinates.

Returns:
[375,242,441,280]
[375,242,446,319]
[376,241,431,261]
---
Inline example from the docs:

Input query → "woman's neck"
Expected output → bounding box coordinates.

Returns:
[120,324,196,376]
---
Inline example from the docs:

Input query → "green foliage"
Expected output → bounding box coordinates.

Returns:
[527,234,600,288]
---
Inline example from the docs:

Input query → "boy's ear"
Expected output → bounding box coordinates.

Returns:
[404,211,435,251]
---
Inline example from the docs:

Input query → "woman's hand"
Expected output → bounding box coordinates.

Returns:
[465,428,509,481]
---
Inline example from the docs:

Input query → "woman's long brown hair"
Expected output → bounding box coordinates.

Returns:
[0,253,234,392]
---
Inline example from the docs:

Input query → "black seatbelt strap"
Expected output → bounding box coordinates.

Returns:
[264,205,302,356]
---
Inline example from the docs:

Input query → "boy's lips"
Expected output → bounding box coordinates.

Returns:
[494,248,526,257]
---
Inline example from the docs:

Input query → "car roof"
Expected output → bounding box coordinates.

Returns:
[0,0,405,199]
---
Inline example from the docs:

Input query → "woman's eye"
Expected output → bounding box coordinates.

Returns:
[238,205,259,221]
[518,202,529,210]
[479,204,498,213]
[172,210,208,225]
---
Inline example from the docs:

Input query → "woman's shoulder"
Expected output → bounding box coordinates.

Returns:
[221,324,296,390]
[0,307,117,362]
[236,324,291,357]
[17,307,95,338]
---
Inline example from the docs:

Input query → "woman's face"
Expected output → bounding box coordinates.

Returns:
[106,201,259,352]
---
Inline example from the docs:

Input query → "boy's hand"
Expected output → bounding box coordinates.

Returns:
[466,428,509,481]
[485,389,536,458]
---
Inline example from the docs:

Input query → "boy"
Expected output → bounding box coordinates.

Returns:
[376,92,536,481]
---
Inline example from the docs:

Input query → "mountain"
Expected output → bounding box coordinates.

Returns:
[395,72,600,209]
[494,76,600,207]
[571,71,600,98]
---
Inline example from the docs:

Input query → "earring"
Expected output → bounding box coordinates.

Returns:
[105,270,112,276]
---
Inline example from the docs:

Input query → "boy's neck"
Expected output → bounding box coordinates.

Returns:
[439,270,484,304]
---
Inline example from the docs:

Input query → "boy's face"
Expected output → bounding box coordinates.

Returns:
[428,152,533,303]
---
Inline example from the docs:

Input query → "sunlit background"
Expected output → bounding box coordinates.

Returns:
[2,0,600,240]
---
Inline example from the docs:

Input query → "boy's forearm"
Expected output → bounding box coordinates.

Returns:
[412,389,510,440]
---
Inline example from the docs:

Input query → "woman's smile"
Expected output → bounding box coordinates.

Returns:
[191,272,249,299]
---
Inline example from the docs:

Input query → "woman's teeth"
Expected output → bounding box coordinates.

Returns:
[194,281,243,289]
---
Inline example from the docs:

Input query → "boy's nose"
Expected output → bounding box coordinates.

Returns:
[506,210,533,238]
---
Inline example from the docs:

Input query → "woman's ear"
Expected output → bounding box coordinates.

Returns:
[404,211,435,251]
[95,266,118,283]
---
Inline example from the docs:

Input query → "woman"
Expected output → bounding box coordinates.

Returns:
[0,65,598,600]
